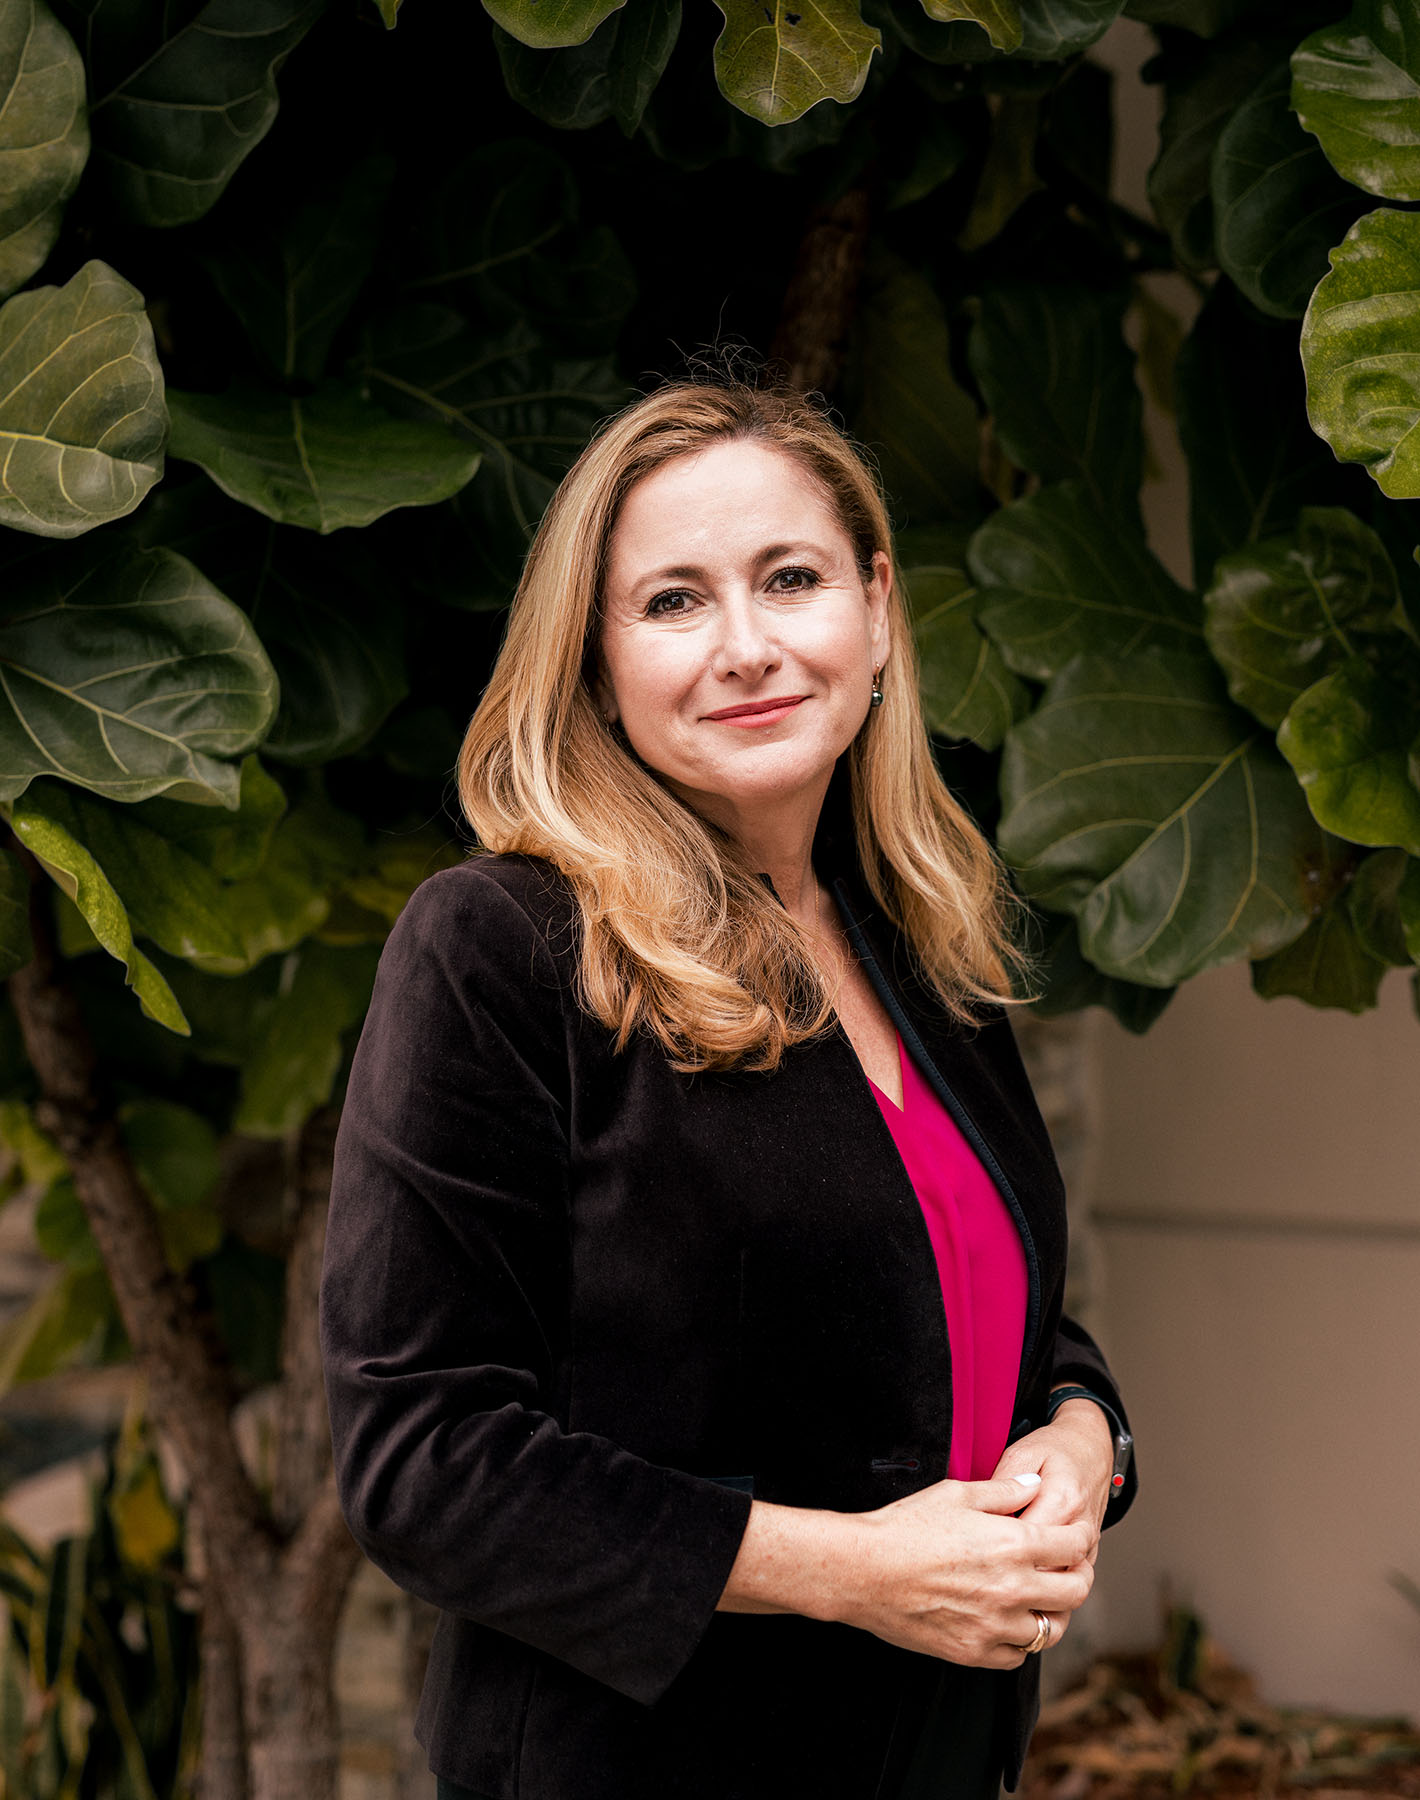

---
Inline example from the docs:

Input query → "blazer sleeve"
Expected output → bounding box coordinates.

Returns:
[319,864,752,1706]
[1050,1311,1138,1525]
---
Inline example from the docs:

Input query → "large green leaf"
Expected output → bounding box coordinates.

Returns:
[145,951,279,1069]
[8,794,187,1032]
[134,479,411,760]
[1251,891,1389,1011]
[1301,207,1420,500]
[132,756,286,882]
[482,0,624,47]
[609,0,682,132]
[638,33,854,168]
[880,0,1120,60]
[968,284,1142,522]
[0,262,165,538]
[1212,63,1361,320]
[1015,0,1122,57]
[711,0,880,125]
[0,0,88,302]
[166,383,481,535]
[1345,845,1417,964]
[407,140,636,353]
[202,156,394,385]
[1278,654,1420,853]
[361,307,629,587]
[1293,0,1420,202]
[1398,856,1420,961]
[0,851,30,979]
[998,648,1322,986]
[223,529,408,765]
[0,540,277,807]
[235,942,379,1137]
[1026,912,1176,1034]
[494,2,682,134]
[70,0,328,228]
[1148,32,1281,271]
[968,482,1203,682]
[1179,280,1354,586]
[957,94,1044,254]
[1204,508,1404,728]
[127,482,409,761]
[918,0,1021,49]
[903,562,1028,750]
[848,256,981,524]
[11,782,250,973]
[216,790,364,967]
[328,826,463,939]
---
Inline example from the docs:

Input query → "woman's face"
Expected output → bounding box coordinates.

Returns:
[597,439,891,838]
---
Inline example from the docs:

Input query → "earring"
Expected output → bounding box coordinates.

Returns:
[870,667,884,708]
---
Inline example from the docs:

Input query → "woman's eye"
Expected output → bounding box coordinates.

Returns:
[770,566,820,593]
[645,590,694,618]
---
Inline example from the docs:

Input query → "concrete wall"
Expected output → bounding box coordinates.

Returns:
[1084,964,1420,1717]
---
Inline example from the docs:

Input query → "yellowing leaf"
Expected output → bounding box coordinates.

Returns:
[711,0,880,126]
[9,796,189,1034]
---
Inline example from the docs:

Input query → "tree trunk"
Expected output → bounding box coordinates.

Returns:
[273,1110,340,1535]
[770,184,873,397]
[7,850,363,1800]
[199,1587,248,1800]
[240,1595,347,1800]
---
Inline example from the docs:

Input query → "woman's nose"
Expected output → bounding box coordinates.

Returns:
[711,591,780,680]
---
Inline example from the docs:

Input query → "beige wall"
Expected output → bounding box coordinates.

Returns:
[1083,964,1420,1716]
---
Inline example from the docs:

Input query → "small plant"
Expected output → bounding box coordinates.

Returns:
[0,1406,198,1800]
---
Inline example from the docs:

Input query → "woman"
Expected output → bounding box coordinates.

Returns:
[320,379,1135,1800]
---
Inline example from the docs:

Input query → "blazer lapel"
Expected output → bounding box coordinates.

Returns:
[829,875,1045,1384]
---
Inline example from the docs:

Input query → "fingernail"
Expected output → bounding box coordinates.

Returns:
[1012,1473,1042,1489]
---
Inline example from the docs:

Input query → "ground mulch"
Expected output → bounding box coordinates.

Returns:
[1019,1616,1420,1800]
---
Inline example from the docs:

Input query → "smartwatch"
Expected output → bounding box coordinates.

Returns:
[1046,1384,1134,1494]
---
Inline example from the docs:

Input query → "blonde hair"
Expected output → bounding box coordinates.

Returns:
[457,378,1021,1072]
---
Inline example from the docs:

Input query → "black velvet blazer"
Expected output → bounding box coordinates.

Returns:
[320,810,1136,1800]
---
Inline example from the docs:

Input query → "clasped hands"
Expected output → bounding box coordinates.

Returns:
[840,1399,1115,1666]
[718,1399,1114,1668]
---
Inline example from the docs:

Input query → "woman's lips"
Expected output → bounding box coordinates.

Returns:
[704,695,808,727]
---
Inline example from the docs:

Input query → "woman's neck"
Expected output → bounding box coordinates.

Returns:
[669,779,829,930]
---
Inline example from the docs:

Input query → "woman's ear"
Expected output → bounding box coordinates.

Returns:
[591,656,619,727]
[867,549,892,671]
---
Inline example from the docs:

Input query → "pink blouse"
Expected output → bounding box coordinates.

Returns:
[868,1034,1028,1481]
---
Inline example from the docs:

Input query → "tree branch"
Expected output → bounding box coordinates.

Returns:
[283,1475,361,1636]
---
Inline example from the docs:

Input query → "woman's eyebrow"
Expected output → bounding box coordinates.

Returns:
[629,542,831,592]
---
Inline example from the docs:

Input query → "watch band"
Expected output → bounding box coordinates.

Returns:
[1047,1384,1134,1492]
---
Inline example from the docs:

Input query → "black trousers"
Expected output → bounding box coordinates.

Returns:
[433,1664,1006,1800]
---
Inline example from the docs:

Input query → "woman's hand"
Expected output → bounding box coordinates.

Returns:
[718,1472,1096,1668]
[838,1472,1096,1666]
[992,1399,1115,1542]
[989,1396,1117,1652]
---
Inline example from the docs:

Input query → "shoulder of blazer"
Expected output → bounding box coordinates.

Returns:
[381,854,585,1063]
[398,853,580,976]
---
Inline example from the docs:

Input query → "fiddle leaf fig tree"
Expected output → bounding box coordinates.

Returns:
[2,0,1420,1794]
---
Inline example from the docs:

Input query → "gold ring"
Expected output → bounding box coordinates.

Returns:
[1021,1611,1051,1656]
